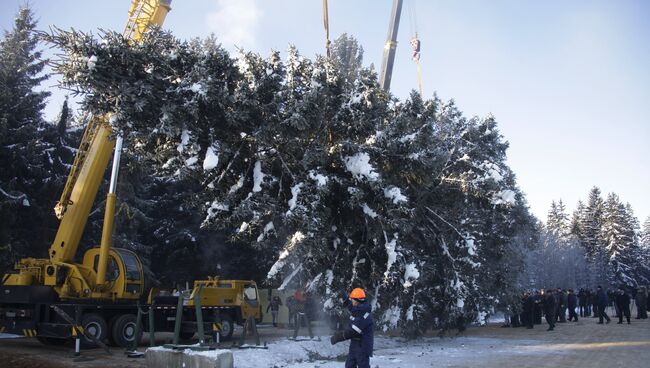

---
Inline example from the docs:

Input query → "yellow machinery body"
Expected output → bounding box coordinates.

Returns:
[148,277,263,322]
[188,277,262,321]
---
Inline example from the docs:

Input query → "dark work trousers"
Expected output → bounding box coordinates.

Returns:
[598,305,611,323]
[293,313,313,339]
[346,339,370,368]
[618,306,631,324]
[545,312,555,331]
[568,307,579,322]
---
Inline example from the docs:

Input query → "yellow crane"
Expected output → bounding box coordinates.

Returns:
[0,0,171,347]
[3,0,171,301]
[1,1,262,348]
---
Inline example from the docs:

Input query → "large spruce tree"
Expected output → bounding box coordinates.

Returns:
[0,6,52,270]
[41,25,536,334]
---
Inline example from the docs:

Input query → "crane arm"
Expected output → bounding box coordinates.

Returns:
[379,0,403,93]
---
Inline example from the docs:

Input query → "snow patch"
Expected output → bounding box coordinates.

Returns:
[278,264,303,290]
[477,310,489,325]
[384,186,408,204]
[256,221,275,242]
[190,82,206,97]
[229,174,245,194]
[308,170,328,187]
[457,298,465,309]
[383,233,399,280]
[399,132,417,143]
[492,189,516,205]
[87,55,97,70]
[465,236,477,256]
[362,203,378,218]
[185,156,198,167]
[403,263,420,288]
[237,222,249,233]
[286,183,303,214]
[382,305,401,330]
[177,130,190,153]
[203,146,219,171]
[267,232,305,279]
[253,161,264,192]
[406,305,415,321]
[344,152,379,181]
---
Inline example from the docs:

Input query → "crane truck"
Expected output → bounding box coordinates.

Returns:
[0,0,261,348]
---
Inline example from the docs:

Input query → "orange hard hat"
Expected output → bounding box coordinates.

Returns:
[349,288,366,299]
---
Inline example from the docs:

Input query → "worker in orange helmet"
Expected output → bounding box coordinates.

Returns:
[330,287,374,368]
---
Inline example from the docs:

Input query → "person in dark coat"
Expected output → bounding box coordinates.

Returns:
[615,288,631,324]
[286,296,296,328]
[521,292,533,329]
[635,287,648,319]
[578,288,587,317]
[589,289,598,318]
[542,289,556,331]
[610,289,621,318]
[266,295,283,327]
[331,288,374,368]
[557,288,567,322]
[292,289,313,338]
[553,288,561,322]
[567,289,579,322]
[533,290,543,325]
[596,286,611,324]
[509,299,521,327]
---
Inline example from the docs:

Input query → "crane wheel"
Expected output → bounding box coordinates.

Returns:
[81,313,108,348]
[218,315,234,341]
[111,314,142,348]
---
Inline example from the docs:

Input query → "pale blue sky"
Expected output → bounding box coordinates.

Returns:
[2,0,648,223]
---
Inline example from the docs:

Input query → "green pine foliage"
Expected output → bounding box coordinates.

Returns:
[0,6,53,269]
[568,188,648,287]
[35,27,538,335]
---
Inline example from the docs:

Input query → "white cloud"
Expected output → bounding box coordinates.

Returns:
[205,0,261,51]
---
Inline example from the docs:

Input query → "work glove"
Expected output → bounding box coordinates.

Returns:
[330,331,345,345]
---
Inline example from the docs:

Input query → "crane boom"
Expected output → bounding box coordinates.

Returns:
[124,0,172,41]
[379,0,403,93]
[50,119,115,263]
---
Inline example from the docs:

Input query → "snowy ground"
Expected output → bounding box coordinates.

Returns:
[226,335,542,368]
[1,313,649,368]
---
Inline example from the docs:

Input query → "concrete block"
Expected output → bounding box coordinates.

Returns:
[187,350,234,368]
[145,347,183,367]
[146,347,233,368]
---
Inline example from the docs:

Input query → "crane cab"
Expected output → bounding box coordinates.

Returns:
[81,248,144,300]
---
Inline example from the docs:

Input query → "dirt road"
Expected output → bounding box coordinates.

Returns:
[1,314,648,367]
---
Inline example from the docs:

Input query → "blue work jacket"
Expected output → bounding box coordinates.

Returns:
[347,301,374,356]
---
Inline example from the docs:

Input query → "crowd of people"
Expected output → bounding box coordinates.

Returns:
[503,285,648,331]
